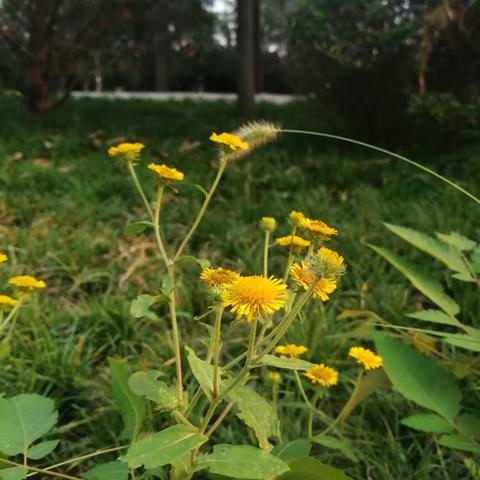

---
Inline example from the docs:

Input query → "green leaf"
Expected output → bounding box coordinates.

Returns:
[130,294,165,320]
[384,223,468,274]
[177,256,210,270]
[197,444,289,479]
[120,425,208,469]
[83,461,129,480]
[406,309,461,328]
[109,358,146,441]
[0,343,10,360]
[369,244,460,316]
[271,439,311,461]
[194,184,209,197]
[0,467,28,480]
[27,440,59,460]
[438,434,480,453]
[375,334,461,419]
[444,333,480,352]
[401,413,454,434]
[124,221,154,235]
[185,346,222,400]
[436,232,476,251]
[311,435,358,463]
[0,394,58,456]
[256,355,313,371]
[128,371,178,412]
[229,385,279,451]
[456,414,480,438]
[275,457,352,480]
[464,458,480,479]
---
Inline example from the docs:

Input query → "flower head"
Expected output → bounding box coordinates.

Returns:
[348,346,383,370]
[148,163,184,182]
[304,364,338,387]
[108,142,145,162]
[261,217,277,232]
[0,253,7,264]
[289,210,306,227]
[268,371,282,384]
[300,217,337,241]
[210,132,249,151]
[315,247,345,279]
[222,275,287,322]
[275,344,308,358]
[8,275,46,291]
[275,235,310,253]
[200,267,240,288]
[290,262,336,301]
[0,294,17,308]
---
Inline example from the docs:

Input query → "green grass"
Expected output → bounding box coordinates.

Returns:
[1,94,480,479]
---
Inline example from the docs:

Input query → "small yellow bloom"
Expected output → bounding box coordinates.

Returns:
[200,267,240,287]
[108,142,145,162]
[268,371,282,384]
[261,217,277,232]
[210,132,249,151]
[222,275,287,322]
[290,262,336,301]
[304,364,338,387]
[275,235,310,252]
[275,344,308,358]
[300,217,337,240]
[289,210,306,226]
[348,346,383,370]
[316,247,345,278]
[0,253,7,264]
[147,163,184,182]
[0,294,17,307]
[8,275,46,291]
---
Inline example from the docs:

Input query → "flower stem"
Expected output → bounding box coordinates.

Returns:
[263,230,271,276]
[0,458,80,480]
[282,226,297,282]
[212,305,224,399]
[127,162,154,220]
[154,185,170,267]
[0,298,24,337]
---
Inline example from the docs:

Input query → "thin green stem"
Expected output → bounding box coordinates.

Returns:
[0,299,23,337]
[174,157,228,262]
[0,458,80,480]
[153,185,170,267]
[127,162,155,220]
[281,129,480,207]
[212,305,224,399]
[263,231,271,276]
[283,226,297,282]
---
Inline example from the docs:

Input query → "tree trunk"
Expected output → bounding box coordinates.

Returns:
[237,0,256,119]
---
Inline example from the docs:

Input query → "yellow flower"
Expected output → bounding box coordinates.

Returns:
[289,210,306,226]
[304,364,338,387]
[261,217,277,232]
[290,262,337,301]
[348,346,383,370]
[300,217,337,240]
[200,267,240,287]
[148,163,184,182]
[275,344,308,358]
[0,294,17,308]
[0,253,7,264]
[108,142,145,161]
[8,275,46,291]
[275,235,310,252]
[210,132,249,151]
[268,371,282,384]
[316,247,345,278]
[222,275,287,322]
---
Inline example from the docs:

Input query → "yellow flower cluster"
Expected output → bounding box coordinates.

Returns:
[210,132,249,151]
[290,262,337,301]
[0,272,45,311]
[275,235,310,252]
[349,346,383,370]
[304,364,338,387]
[261,217,277,232]
[275,344,308,358]
[0,253,8,264]
[148,163,184,182]
[108,142,145,161]
[200,267,240,287]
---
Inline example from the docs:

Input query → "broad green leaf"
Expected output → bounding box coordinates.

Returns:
[0,467,27,480]
[83,461,129,480]
[369,244,460,316]
[229,385,279,451]
[177,256,210,270]
[256,355,313,371]
[384,223,468,274]
[406,309,461,328]
[0,394,58,456]
[438,434,480,453]
[444,333,480,352]
[109,358,146,441]
[128,371,178,412]
[185,346,224,400]
[130,294,165,319]
[27,440,59,459]
[197,444,289,479]
[271,439,311,461]
[436,232,476,251]
[120,425,208,469]
[124,221,154,235]
[456,414,480,438]
[401,413,454,434]
[311,435,358,463]
[451,272,476,283]
[375,334,461,419]
[471,247,480,273]
[275,457,351,480]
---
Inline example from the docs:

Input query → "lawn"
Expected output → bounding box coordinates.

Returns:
[1,95,479,479]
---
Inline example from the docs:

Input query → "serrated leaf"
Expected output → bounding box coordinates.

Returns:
[311,435,358,463]
[401,413,454,433]
[256,355,313,371]
[0,467,28,480]
[109,358,146,441]
[406,309,461,328]
[436,232,476,251]
[197,444,289,479]
[438,434,480,453]
[83,461,129,480]
[229,385,279,451]
[271,439,311,461]
[0,394,58,456]
[120,425,208,469]
[275,457,352,480]
[130,294,165,319]
[27,440,59,459]
[375,334,461,419]
[369,244,460,316]
[128,371,178,412]
[124,221,154,235]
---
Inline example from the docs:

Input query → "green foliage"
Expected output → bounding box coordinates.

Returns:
[128,371,178,412]
[311,436,358,463]
[271,439,311,461]
[256,355,313,370]
[0,467,28,480]
[401,413,454,434]
[275,457,351,480]
[83,462,129,480]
